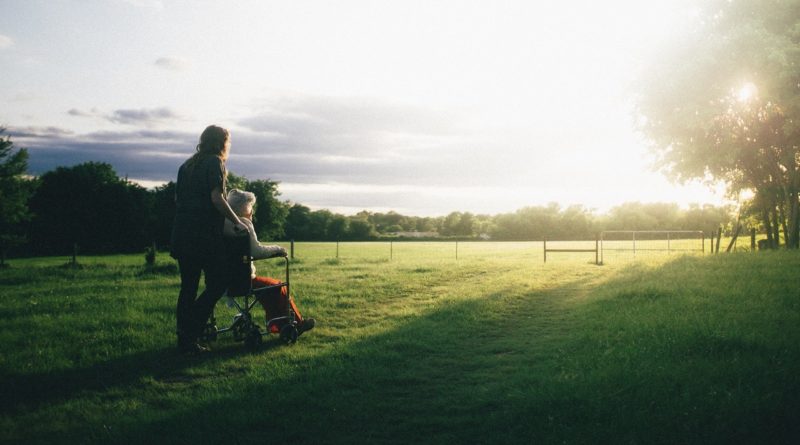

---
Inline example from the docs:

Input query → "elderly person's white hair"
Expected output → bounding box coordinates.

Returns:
[227,189,256,217]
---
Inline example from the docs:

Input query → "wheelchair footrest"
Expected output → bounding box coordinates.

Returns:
[267,316,294,333]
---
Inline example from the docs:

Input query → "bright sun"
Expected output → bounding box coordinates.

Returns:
[737,82,758,102]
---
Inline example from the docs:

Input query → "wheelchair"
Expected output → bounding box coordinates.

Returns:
[200,234,299,349]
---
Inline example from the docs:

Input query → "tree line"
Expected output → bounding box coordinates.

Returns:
[1,129,737,260]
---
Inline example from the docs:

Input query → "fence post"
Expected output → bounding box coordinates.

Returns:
[455,241,458,260]
[667,232,671,254]
[543,238,547,263]
[600,232,604,264]
[751,228,756,251]
[146,241,157,266]
[290,240,294,260]
[595,237,599,265]
[716,226,722,253]
[390,241,393,261]
[336,240,339,259]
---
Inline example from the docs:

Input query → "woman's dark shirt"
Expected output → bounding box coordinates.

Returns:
[170,154,226,259]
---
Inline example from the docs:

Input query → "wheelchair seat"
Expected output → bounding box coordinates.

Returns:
[225,233,252,297]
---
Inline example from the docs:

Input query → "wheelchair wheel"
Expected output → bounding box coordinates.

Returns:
[280,324,298,345]
[232,315,248,341]
[244,327,262,350]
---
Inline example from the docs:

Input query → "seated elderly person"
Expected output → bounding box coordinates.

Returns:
[223,189,315,335]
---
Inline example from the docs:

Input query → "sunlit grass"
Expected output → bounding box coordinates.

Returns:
[1,245,798,444]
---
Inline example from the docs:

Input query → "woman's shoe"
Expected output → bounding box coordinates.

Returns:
[178,341,210,354]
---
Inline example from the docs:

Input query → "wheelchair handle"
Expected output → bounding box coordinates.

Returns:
[280,255,290,298]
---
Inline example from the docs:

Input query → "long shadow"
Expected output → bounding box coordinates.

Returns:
[0,255,299,416]
[0,334,284,416]
[7,254,800,444]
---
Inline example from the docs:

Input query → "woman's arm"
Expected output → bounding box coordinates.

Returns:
[210,186,247,232]
[243,218,287,260]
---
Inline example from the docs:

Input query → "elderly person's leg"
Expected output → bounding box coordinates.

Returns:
[253,275,314,334]
[253,276,291,320]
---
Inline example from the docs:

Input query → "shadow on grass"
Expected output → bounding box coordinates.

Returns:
[7,254,800,444]
[0,336,287,416]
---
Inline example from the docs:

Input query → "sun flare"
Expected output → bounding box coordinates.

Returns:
[737,82,757,102]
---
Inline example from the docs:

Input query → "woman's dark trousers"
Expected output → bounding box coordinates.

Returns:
[177,254,228,346]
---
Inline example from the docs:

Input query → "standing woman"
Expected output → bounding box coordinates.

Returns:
[170,125,247,353]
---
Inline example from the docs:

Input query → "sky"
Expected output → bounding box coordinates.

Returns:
[0,0,728,216]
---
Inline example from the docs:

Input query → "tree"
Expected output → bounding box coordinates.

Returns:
[227,172,288,240]
[454,212,475,237]
[0,129,34,265]
[681,203,733,234]
[559,205,595,239]
[28,162,149,254]
[227,171,248,191]
[149,181,176,249]
[636,0,800,247]
[606,203,669,231]
[246,179,288,240]
[440,212,463,237]
[490,204,554,240]
[347,217,376,240]
[308,210,334,240]
[414,217,435,232]
[328,214,349,240]
[285,204,311,240]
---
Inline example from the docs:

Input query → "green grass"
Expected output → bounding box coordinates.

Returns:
[1,245,798,444]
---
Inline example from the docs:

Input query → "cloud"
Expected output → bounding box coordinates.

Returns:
[9,126,194,181]
[227,93,591,191]
[0,34,13,49]
[154,56,190,71]
[67,108,96,117]
[236,94,464,166]
[117,0,164,10]
[223,95,481,187]
[10,92,476,191]
[85,129,193,143]
[107,107,180,126]
[67,107,180,127]
[241,95,458,140]
[11,92,39,102]
[8,126,74,139]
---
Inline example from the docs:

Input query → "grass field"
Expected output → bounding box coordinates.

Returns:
[1,243,799,444]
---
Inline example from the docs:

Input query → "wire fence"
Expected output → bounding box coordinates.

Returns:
[599,231,705,263]
[280,241,542,262]
[272,236,714,265]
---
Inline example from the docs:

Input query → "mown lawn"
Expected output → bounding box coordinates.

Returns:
[1,245,798,444]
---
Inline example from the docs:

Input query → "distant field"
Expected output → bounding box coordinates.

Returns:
[1,245,798,444]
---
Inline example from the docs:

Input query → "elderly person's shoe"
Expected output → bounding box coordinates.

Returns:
[297,318,315,335]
